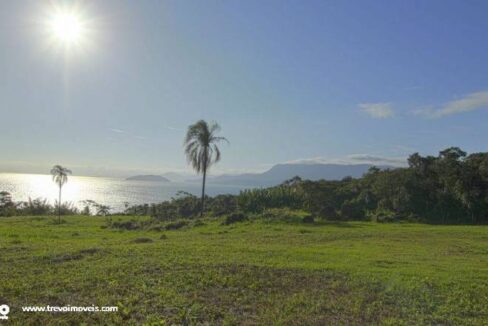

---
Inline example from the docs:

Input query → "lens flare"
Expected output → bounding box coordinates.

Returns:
[46,6,89,49]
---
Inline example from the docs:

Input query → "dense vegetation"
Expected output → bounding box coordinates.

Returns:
[1,215,487,324]
[124,147,488,224]
[300,147,488,224]
[2,147,487,224]
[0,194,108,217]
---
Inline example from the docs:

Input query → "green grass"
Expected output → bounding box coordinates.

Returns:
[1,215,488,325]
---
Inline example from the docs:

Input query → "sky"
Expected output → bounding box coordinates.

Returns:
[1,0,488,177]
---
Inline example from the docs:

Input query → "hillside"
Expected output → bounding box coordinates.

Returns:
[207,163,389,187]
[126,175,170,182]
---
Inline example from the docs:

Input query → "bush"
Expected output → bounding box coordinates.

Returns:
[19,198,52,215]
[261,208,304,223]
[339,199,365,220]
[126,192,202,220]
[302,215,315,224]
[208,194,237,216]
[237,186,305,213]
[147,225,164,232]
[110,220,141,230]
[0,191,16,217]
[368,209,397,223]
[223,212,248,225]
[192,220,206,227]
[1,194,80,217]
[165,221,188,230]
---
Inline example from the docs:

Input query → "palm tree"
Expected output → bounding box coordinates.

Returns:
[50,165,72,224]
[184,120,228,217]
[95,204,111,216]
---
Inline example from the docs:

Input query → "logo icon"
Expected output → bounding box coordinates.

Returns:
[0,304,9,320]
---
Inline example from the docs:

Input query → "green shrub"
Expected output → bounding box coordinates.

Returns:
[223,212,247,225]
[261,208,304,223]
[0,191,16,217]
[208,194,237,216]
[368,209,397,223]
[192,220,206,227]
[165,221,188,230]
[302,215,314,223]
[237,186,305,213]
[147,225,164,232]
[339,199,365,220]
[110,220,141,230]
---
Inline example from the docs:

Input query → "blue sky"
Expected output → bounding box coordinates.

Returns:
[1,0,488,177]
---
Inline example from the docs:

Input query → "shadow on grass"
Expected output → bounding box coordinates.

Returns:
[259,217,365,228]
[320,221,364,228]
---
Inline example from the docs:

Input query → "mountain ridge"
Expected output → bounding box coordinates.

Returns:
[126,175,170,182]
[176,163,394,187]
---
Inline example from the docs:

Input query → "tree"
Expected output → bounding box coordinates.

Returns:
[95,204,111,216]
[0,191,15,217]
[50,165,72,224]
[184,120,228,217]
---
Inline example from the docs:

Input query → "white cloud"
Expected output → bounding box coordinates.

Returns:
[417,90,488,118]
[109,128,125,133]
[359,102,395,118]
[347,154,407,166]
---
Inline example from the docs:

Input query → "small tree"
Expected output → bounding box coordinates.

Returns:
[0,191,15,216]
[50,165,72,224]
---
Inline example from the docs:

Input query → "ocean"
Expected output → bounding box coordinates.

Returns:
[0,173,247,213]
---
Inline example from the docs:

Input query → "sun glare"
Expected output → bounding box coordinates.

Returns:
[47,8,88,48]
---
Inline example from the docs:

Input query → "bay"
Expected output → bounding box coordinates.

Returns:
[0,173,247,213]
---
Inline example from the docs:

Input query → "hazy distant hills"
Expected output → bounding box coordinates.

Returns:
[207,163,386,187]
[163,163,393,187]
[126,175,170,182]
[161,172,190,182]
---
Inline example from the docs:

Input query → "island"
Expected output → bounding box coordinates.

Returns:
[125,175,171,182]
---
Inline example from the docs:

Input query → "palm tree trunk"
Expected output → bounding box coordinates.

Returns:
[58,186,61,224]
[200,167,206,218]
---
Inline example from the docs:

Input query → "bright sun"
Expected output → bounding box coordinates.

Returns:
[47,8,87,47]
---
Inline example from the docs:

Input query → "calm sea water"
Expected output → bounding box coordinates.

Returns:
[0,173,246,213]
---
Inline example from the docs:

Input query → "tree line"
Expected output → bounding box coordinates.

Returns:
[125,147,488,225]
[295,146,488,224]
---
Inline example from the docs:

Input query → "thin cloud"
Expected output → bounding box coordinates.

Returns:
[347,154,407,166]
[417,90,488,118]
[109,128,125,133]
[286,154,407,167]
[411,105,435,117]
[403,85,423,91]
[359,103,395,118]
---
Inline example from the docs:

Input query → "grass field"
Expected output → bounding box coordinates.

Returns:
[1,215,488,325]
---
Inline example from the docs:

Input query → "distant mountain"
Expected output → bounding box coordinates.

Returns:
[161,172,194,182]
[126,175,170,182]
[205,163,392,187]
